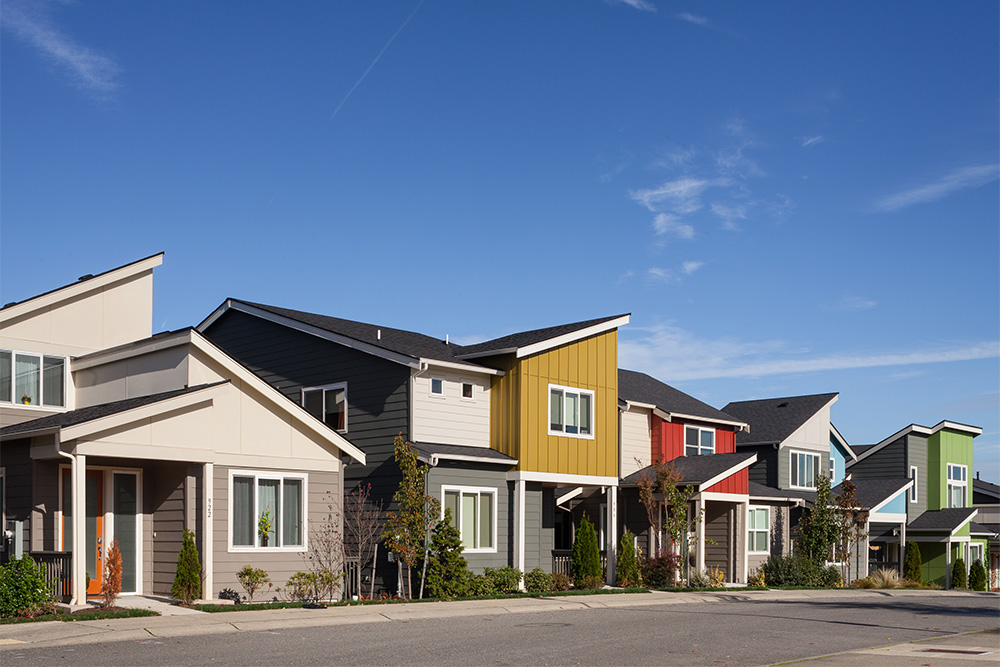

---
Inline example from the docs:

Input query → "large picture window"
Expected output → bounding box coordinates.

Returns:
[442,486,496,552]
[549,384,594,438]
[790,451,820,489]
[231,472,305,549]
[302,383,347,432]
[947,463,967,508]
[748,506,769,553]
[0,350,65,407]
[685,426,715,456]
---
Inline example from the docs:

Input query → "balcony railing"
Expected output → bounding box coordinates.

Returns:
[552,549,607,579]
[29,551,72,603]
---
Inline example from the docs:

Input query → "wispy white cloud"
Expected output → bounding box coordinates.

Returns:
[823,296,877,312]
[619,324,999,382]
[801,135,825,148]
[631,177,714,214]
[677,12,708,27]
[646,267,676,284]
[873,163,999,212]
[710,203,747,230]
[682,260,703,275]
[608,0,657,11]
[652,213,695,239]
[1,0,120,96]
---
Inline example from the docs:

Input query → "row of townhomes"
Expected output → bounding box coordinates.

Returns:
[2,255,997,604]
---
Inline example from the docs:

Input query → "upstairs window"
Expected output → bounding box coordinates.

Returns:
[790,451,820,489]
[947,463,967,508]
[909,466,918,503]
[549,384,593,438]
[0,350,65,407]
[430,377,444,396]
[302,383,347,432]
[685,426,715,456]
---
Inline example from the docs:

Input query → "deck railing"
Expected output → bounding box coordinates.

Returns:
[343,556,362,600]
[29,551,72,603]
[552,549,607,578]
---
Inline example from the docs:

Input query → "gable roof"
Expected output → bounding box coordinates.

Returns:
[722,393,839,446]
[456,314,629,360]
[830,423,858,461]
[907,507,978,534]
[748,481,809,505]
[1,383,228,439]
[412,441,518,467]
[848,420,982,468]
[622,451,756,491]
[617,369,747,429]
[973,478,1000,502]
[1,252,163,321]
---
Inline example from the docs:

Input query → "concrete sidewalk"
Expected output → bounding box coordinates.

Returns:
[0,588,993,652]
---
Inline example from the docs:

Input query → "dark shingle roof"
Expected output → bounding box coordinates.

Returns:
[907,508,978,532]
[1,383,228,438]
[456,314,628,358]
[973,478,1000,500]
[834,478,911,511]
[851,444,875,457]
[412,441,517,465]
[970,521,999,537]
[622,451,755,486]
[722,393,838,446]
[748,481,812,503]
[617,369,745,426]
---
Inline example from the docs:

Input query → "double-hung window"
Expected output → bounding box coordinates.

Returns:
[685,426,715,456]
[970,542,984,566]
[947,463,967,508]
[442,487,496,552]
[549,384,593,438]
[747,506,769,553]
[231,472,305,549]
[302,383,347,432]
[790,451,820,489]
[0,350,65,407]
[909,466,918,503]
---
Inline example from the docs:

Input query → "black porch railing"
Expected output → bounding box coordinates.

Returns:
[343,556,361,600]
[29,551,72,603]
[552,549,607,578]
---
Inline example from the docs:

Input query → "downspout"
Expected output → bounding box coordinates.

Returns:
[55,443,81,605]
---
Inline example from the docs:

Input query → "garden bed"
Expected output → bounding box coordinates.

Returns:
[1,607,160,625]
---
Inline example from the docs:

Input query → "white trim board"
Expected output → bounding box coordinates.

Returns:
[849,421,983,467]
[506,470,619,487]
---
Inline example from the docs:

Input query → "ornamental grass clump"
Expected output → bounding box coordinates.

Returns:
[868,568,900,589]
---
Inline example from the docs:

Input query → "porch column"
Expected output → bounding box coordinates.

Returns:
[202,463,213,601]
[741,501,750,584]
[72,454,86,605]
[695,498,706,574]
[513,480,526,577]
[945,539,952,589]
[605,487,617,585]
[898,521,906,577]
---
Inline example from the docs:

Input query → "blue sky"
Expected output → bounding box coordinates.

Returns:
[2,1,998,476]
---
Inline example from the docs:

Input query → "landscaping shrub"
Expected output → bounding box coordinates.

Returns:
[903,541,922,584]
[426,509,470,599]
[101,537,123,608]
[760,555,822,587]
[748,568,766,588]
[575,575,604,590]
[484,566,523,594]
[524,568,553,594]
[687,570,710,589]
[707,566,726,588]
[237,565,271,603]
[465,573,495,597]
[641,551,681,589]
[869,568,900,589]
[819,565,842,588]
[615,530,641,588]
[549,572,572,592]
[951,557,967,589]
[969,559,987,592]
[0,555,53,618]
[171,528,202,604]
[571,513,602,586]
[851,577,876,589]
[284,571,320,601]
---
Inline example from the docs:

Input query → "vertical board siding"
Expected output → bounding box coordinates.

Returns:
[704,469,748,495]
[619,407,651,478]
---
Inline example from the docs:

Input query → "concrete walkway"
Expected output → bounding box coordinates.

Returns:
[0,588,994,652]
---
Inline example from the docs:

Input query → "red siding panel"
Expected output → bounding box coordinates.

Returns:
[715,428,735,454]
[704,469,749,494]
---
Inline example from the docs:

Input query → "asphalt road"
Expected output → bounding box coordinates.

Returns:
[6,593,999,666]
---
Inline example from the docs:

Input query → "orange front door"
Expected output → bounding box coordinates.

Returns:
[62,469,104,596]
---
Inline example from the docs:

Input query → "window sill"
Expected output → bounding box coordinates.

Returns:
[547,430,595,440]
[228,546,307,553]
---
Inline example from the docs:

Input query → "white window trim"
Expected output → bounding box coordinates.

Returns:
[0,466,5,552]
[228,469,308,553]
[789,450,820,490]
[1,349,68,410]
[829,457,835,482]
[460,378,475,402]
[429,376,446,398]
[301,382,348,433]
[547,383,595,440]
[909,465,918,503]
[947,463,967,508]
[440,485,497,554]
[684,425,715,457]
[970,542,984,565]
[747,505,770,554]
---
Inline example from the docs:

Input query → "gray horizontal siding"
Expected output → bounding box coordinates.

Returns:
[427,463,510,572]
[852,438,905,480]
[2,440,33,554]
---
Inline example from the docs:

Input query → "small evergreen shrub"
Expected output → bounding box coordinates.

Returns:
[571,513,602,586]
[484,566,523,594]
[760,555,822,587]
[615,530,641,588]
[903,541,922,584]
[101,537,123,608]
[524,568,553,594]
[171,529,202,604]
[549,572,572,591]
[951,557,967,589]
[641,551,681,589]
[969,559,987,591]
[0,555,53,618]
[426,509,470,599]
[237,565,271,603]
[463,573,495,597]
[819,565,843,588]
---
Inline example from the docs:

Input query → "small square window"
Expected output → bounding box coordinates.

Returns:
[430,378,444,396]
[462,382,473,400]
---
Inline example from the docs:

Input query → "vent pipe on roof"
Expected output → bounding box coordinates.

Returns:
[377,329,381,340]
[446,334,449,344]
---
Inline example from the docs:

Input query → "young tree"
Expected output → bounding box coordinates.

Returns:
[306,490,344,601]
[344,482,383,600]
[969,558,987,591]
[795,475,839,567]
[951,557,967,589]
[425,508,469,598]
[171,529,202,604]
[636,459,704,583]
[833,480,868,584]
[571,513,602,588]
[615,530,641,588]
[382,434,439,599]
[101,538,123,608]
[903,541,922,584]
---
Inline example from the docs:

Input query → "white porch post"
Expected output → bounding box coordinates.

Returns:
[202,463,214,601]
[740,501,750,584]
[72,454,86,605]
[513,480,526,576]
[945,539,952,589]
[606,487,617,585]
[695,498,706,575]
[898,521,906,576]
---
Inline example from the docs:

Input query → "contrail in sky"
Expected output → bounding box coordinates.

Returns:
[330,0,425,121]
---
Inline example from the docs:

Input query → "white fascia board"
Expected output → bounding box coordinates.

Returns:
[556,487,584,506]
[624,400,657,412]
[750,495,806,507]
[425,453,518,466]
[0,254,163,324]
[669,412,750,431]
[951,509,979,536]
[692,491,750,503]
[830,423,857,461]
[931,420,983,437]
[71,330,191,371]
[698,453,757,491]
[419,358,503,376]
[868,512,907,524]
[850,420,982,468]
[1,426,61,442]
[198,300,420,370]
[61,384,223,441]
[190,330,367,465]
[506,470,619,487]
[514,315,631,359]
[868,481,913,513]
[456,347,518,360]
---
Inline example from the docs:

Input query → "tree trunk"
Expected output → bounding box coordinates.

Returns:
[369,543,378,600]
